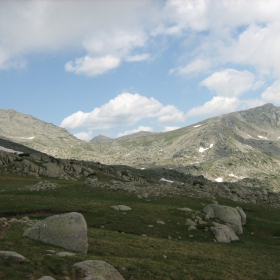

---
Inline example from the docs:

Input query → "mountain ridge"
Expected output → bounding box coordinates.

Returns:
[1,104,280,189]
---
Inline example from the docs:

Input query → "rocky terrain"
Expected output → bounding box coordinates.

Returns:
[0,138,279,208]
[2,104,280,189]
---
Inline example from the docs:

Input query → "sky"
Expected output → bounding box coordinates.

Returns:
[1,0,280,141]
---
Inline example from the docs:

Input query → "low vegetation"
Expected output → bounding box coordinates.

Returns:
[0,171,280,279]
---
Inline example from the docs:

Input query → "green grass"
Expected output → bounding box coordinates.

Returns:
[0,171,280,279]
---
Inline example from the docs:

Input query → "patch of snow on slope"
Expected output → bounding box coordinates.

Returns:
[199,144,213,153]
[0,146,22,154]
[229,173,245,179]
[215,177,223,182]
[160,178,174,183]
[258,135,267,139]
[194,125,202,128]
[17,136,35,140]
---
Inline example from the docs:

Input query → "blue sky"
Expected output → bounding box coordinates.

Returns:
[1,0,280,141]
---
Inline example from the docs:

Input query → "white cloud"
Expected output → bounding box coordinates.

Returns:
[0,1,155,72]
[117,126,153,137]
[61,92,185,130]
[186,96,241,117]
[163,126,180,132]
[201,69,257,97]
[170,59,211,77]
[65,55,120,76]
[261,80,280,104]
[74,131,93,141]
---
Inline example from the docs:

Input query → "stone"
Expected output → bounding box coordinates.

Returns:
[37,277,56,280]
[0,217,7,224]
[0,251,28,262]
[23,212,88,254]
[156,221,165,225]
[177,207,194,212]
[202,204,245,234]
[111,205,131,211]
[185,219,197,226]
[188,226,197,231]
[210,222,239,243]
[74,260,124,280]
[236,206,246,225]
[9,218,20,224]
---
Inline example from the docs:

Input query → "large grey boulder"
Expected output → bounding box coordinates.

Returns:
[74,260,124,280]
[210,222,239,243]
[202,204,245,234]
[23,212,88,254]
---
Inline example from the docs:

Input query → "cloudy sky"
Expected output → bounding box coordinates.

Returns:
[1,0,280,141]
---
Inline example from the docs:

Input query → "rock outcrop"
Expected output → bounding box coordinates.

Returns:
[23,212,88,254]
[203,204,245,234]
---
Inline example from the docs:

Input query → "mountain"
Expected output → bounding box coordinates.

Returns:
[90,135,113,143]
[90,131,155,143]
[2,104,280,189]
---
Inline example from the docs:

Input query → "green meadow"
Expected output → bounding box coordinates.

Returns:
[0,171,280,280]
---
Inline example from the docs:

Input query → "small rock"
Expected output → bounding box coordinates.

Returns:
[177,207,194,212]
[156,221,165,225]
[148,225,154,228]
[37,277,56,280]
[188,226,197,231]
[0,251,28,262]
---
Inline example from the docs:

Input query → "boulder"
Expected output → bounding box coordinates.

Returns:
[37,277,56,280]
[185,219,197,226]
[111,205,131,211]
[74,260,124,280]
[0,251,28,262]
[202,204,245,234]
[210,222,239,243]
[23,212,88,254]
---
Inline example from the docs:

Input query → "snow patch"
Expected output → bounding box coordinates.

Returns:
[258,135,267,139]
[193,125,202,128]
[0,146,22,154]
[229,173,245,179]
[199,144,213,153]
[215,177,223,182]
[17,136,35,140]
[160,178,174,183]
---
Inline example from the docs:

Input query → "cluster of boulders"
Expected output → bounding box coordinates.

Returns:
[25,180,58,191]
[83,177,280,208]
[0,150,148,184]
[0,216,38,228]
[180,204,246,243]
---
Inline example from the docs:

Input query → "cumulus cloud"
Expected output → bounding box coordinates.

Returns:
[0,1,155,72]
[117,126,153,137]
[186,96,241,117]
[65,55,120,76]
[163,126,181,132]
[261,80,280,104]
[169,59,211,77]
[74,131,93,141]
[61,92,185,130]
[201,69,257,97]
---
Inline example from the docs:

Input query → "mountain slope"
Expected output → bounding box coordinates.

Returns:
[2,104,280,188]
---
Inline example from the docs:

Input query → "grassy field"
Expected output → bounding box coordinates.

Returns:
[0,171,280,280]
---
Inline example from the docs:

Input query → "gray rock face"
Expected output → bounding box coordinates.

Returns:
[23,212,88,254]
[74,260,124,280]
[0,251,28,262]
[211,222,239,243]
[203,204,245,234]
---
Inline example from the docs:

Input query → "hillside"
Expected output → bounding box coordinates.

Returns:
[2,104,280,188]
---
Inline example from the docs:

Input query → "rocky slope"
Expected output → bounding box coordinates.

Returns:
[2,104,280,189]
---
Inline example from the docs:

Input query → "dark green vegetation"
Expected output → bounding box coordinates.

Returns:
[0,171,280,280]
